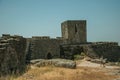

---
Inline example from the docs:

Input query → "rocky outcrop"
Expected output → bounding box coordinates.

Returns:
[0,34,27,76]
[30,59,76,69]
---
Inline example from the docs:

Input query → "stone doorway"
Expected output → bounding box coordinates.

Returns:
[47,52,52,59]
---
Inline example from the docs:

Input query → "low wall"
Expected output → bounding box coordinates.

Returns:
[61,42,120,61]
[88,42,120,61]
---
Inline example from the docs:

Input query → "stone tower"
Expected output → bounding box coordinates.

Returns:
[61,20,87,44]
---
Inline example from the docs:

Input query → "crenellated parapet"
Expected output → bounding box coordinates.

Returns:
[32,36,50,40]
[91,42,118,46]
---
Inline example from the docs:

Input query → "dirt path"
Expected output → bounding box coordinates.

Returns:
[77,59,120,69]
[77,59,120,80]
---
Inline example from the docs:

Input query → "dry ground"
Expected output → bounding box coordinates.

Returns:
[1,60,120,80]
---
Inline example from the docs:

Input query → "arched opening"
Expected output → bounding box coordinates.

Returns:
[47,52,52,59]
[60,45,65,58]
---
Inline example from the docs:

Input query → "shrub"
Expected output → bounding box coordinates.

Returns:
[74,52,86,60]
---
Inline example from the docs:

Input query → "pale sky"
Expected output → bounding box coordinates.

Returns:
[0,0,120,44]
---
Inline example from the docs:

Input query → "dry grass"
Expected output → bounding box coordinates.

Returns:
[1,60,120,80]
[12,66,118,80]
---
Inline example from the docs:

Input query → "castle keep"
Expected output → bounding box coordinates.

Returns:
[61,20,87,44]
[0,20,120,75]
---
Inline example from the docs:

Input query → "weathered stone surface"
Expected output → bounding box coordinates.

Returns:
[88,42,120,62]
[61,20,87,44]
[61,42,120,62]
[29,37,62,60]
[30,59,76,69]
[0,35,27,76]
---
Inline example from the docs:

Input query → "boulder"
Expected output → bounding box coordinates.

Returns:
[30,59,76,69]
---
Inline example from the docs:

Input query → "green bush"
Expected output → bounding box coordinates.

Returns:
[74,55,82,60]
[81,52,86,56]
[74,52,86,60]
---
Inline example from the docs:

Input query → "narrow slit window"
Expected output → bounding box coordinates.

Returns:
[75,24,77,33]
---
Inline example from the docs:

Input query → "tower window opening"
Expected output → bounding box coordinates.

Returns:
[75,24,78,33]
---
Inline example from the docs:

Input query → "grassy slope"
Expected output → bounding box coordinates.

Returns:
[14,66,118,80]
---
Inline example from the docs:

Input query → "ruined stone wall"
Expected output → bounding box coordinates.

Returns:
[87,42,120,61]
[29,36,62,60]
[61,42,120,61]
[0,34,27,75]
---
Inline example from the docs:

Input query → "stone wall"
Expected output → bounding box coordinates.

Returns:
[87,42,120,61]
[60,44,88,59]
[0,34,27,75]
[29,36,62,60]
[60,42,120,61]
